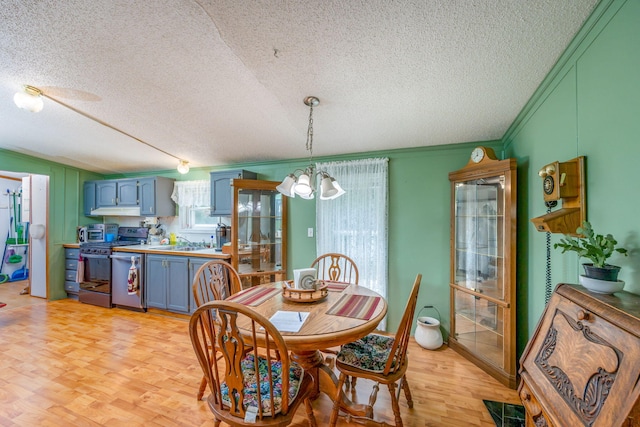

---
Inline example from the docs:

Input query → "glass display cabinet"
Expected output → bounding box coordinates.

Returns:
[448,147,517,389]
[231,179,287,288]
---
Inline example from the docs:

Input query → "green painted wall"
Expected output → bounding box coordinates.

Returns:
[503,0,640,353]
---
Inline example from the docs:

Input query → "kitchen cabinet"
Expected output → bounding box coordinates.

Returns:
[83,181,96,216]
[96,179,138,207]
[519,284,640,426]
[188,257,210,313]
[145,254,189,313]
[230,179,287,288]
[448,147,517,389]
[85,176,175,217]
[138,177,176,217]
[64,248,80,295]
[210,169,256,216]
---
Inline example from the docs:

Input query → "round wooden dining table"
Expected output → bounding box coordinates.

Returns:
[227,281,388,418]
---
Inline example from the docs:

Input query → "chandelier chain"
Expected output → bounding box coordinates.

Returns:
[306,102,314,158]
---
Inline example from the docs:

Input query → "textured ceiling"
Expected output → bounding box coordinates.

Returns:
[0,0,598,174]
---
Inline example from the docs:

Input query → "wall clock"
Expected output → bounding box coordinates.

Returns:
[469,146,498,164]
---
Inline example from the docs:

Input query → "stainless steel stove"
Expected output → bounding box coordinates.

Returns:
[79,227,148,308]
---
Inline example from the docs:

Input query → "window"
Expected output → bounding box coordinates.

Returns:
[170,180,215,230]
[316,158,389,328]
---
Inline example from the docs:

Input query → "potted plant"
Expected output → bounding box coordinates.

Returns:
[554,220,628,282]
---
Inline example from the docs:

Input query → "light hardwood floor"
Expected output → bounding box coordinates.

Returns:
[0,286,520,426]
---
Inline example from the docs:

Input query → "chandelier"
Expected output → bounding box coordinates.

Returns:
[276,96,345,200]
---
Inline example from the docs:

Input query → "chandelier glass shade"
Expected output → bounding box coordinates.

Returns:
[276,96,345,200]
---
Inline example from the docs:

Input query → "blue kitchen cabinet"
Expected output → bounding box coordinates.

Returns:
[210,170,256,216]
[145,254,189,313]
[188,257,210,313]
[86,176,174,217]
[64,248,81,296]
[95,179,138,207]
[83,181,97,216]
[116,179,139,207]
[96,181,117,207]
[138,177,176,217]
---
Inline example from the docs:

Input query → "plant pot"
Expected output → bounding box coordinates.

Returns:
[582,263,621,281]
[579,275,624,294]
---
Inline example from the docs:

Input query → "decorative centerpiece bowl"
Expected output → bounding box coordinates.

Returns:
[282,280,328,303]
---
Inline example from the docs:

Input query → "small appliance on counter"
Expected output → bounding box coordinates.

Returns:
[85,223,118,243]
[77,226,87,243]
[216,223,231,248]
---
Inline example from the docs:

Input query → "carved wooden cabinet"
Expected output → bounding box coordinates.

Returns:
[519,284,640,426]
[448,147,518,389]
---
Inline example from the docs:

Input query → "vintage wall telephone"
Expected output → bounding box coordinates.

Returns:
[531,156,585,302]
[531,156,586,236]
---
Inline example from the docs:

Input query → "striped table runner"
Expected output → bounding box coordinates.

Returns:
[226,286,281,307]
[326,294,381,320]
[324,281,350,292]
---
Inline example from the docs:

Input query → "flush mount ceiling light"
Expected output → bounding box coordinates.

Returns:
[177,160,190,174]
[13,84,191,174]
[13,85,44,112]
[277,96,345,200]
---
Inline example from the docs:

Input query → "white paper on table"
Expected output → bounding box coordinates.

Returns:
[268,310,310,333]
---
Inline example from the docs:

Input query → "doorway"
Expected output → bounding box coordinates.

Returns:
[0,171,49,305]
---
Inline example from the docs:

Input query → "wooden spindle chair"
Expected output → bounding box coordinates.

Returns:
[329,274,422,427]
[311,253,360,386]
[192,260,242,400]
[311,253,359,285]
[190,301,317,426]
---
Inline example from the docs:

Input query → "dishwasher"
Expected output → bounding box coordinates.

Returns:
[111,252,145,311]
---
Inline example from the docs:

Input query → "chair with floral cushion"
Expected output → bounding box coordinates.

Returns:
[190,300,316,427]
[329,274,422,427]
[192,260,243,400]
[311,253,359,285]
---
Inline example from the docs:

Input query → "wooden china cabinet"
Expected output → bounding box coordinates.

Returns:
[230,179,287,288]
[448,146,518,389]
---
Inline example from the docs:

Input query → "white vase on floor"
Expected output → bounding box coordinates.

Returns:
[415,315,443,350]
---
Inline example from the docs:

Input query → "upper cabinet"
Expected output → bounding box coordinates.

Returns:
[448,147,518,389]
[230,179,287,288]
[210,170,256,216]
[138,177,175,216]
[96,179,138,207]
[83,181,97,216]
[84,177,175,217]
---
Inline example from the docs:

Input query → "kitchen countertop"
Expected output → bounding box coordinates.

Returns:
[63,243,231,259]
[112,244,231,259]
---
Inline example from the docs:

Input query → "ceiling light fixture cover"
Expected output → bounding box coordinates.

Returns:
[277,96,344,200]
[177,160,190,174]
[14,85,44,112]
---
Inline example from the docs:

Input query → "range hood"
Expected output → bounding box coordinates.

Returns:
[90,206,141,217]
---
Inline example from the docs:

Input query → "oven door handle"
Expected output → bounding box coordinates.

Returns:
[80,253,110,260]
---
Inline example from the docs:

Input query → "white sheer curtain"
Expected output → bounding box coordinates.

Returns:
[315,158,389,328]
[170,180,210,229]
